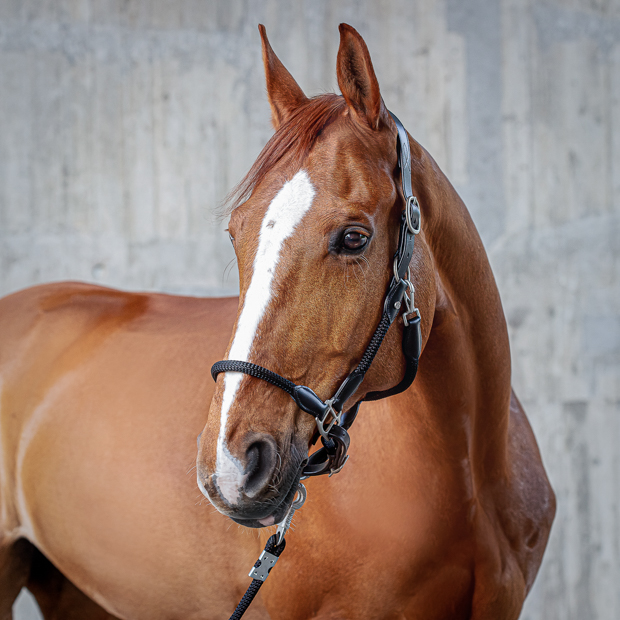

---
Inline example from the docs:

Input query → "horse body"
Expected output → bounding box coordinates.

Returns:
[0,285,265,619]
[0,283,548,620]
[0,24,554,620]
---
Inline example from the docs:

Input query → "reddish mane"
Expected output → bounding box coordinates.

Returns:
[226,94,347,213]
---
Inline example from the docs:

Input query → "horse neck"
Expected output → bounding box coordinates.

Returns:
[407,142,512,481]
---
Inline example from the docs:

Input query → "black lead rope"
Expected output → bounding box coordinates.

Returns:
[227,483,306,620]
[228,535,286,620]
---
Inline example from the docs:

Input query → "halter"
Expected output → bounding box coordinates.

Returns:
[211,112,422,478]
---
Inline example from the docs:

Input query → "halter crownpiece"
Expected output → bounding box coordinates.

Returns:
[211,111,422,478]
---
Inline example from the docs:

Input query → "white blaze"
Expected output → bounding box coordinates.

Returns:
[214,170,316,504]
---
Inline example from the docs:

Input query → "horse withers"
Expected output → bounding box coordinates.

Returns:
[0,24,554,620]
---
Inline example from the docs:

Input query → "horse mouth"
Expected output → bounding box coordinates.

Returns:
[229,470,302,529]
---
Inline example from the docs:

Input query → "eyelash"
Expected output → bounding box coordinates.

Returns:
[330,227,371,254]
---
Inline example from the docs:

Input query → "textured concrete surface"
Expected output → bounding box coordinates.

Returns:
[2,1,618,619]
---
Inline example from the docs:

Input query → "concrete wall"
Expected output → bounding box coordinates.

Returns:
[2,1,618,618]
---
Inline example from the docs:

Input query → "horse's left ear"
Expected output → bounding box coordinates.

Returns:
[337,24,389,130]
[259,24,308,130]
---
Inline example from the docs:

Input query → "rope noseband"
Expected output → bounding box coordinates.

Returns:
[212,112,422,478]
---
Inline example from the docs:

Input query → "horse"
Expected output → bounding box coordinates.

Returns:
[0,24,554,620]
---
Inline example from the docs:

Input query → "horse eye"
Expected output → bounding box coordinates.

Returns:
[228,232,235,246]
[342,231,368,251]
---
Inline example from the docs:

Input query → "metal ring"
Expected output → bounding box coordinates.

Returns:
[393,260,412,285]
[292,483,307,510]
[405,196,421,235]
[405,279,414,306]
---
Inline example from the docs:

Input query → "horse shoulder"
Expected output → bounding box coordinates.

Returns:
[0,282,236,539]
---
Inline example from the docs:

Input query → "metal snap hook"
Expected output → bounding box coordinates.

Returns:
[275,483,307,545]
[403,280,420,327]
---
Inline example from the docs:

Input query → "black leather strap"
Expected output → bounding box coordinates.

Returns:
[302,425,351,477]
[365,314,421,401]
[391,111,413,200]
[361,113,421,402]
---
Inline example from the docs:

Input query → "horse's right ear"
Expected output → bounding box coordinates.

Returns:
[259,25,308,130]
[337,24,388,130]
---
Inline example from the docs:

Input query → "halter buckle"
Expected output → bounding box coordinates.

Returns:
[406,196,421,235]
[315,399,341,442]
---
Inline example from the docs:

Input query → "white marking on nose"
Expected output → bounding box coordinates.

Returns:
[214,170,315,505]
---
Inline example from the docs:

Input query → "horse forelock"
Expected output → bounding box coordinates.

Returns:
[224,94,347,214]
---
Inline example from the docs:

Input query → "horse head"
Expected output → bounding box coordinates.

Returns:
[196,24,435,527]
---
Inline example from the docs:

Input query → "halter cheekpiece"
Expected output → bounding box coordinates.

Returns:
[211,112,422,478]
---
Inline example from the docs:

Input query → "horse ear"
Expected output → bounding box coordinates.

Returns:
[259,24,308,130]
[337,24,387,130]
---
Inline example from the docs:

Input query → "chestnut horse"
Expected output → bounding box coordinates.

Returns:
[0,24,554,620]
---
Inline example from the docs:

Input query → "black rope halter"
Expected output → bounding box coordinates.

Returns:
[212,112,422,478]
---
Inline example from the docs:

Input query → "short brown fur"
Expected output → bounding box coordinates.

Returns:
[226,94,347,213]
[0,24,554,620]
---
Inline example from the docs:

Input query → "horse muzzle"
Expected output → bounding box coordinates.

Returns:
[196,434,305,527]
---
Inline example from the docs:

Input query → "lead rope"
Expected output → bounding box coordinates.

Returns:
[228,535,286,620]
[228,483,306,620]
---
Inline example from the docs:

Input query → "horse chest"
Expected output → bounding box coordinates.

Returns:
[258,449,478,618]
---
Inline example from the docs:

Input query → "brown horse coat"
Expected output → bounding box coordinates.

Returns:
[0,24,554,620]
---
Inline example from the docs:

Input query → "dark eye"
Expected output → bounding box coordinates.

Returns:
[228,231,235,246]
[342,231,368,251]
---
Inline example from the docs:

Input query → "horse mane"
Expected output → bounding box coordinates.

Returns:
[224,94,347,213]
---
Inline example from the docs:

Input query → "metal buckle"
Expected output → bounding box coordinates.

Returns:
[315,399,341,442]
[403,280,420,327]
[405,196,421,235]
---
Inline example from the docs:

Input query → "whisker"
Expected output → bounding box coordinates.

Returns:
[223,257,238,284]
[353,258,369,292]
[352,261,364,287]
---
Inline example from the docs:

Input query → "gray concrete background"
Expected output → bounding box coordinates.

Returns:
[1,0,618,618]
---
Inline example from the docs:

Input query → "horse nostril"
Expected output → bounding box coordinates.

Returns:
[243,436,277,498]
